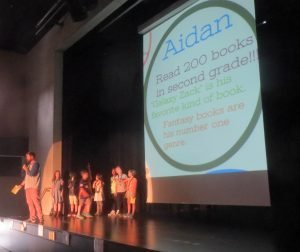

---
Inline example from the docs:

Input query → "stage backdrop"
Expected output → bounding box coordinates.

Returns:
[141,0,270,206]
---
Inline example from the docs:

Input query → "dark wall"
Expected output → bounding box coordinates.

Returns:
[63,4,145,210]
[0,51,27,138]
[256,1,300,245]
[0,177,27,217]
[62,0,300,240]
[0,51,28,179]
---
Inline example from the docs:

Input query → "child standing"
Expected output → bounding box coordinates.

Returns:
[108,168,117,216]
[92,174,105,216]
[77,169,93,220]
[125,169,137,218]
[115,166,127,215]
[67,172,78,217]
[52,170,64,217]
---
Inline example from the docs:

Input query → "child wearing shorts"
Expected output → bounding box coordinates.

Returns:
[77,169,93,220]
[67,172,78,217]
[125,169,137,218]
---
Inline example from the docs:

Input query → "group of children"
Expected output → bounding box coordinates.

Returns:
[50,165,137,219]
[108,166,137,218]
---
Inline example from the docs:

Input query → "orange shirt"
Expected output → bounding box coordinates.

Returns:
[127,177,137,195]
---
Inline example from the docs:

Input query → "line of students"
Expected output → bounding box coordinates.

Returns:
[50,165,137,219]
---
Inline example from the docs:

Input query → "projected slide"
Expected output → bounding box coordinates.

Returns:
[142,0,270,205]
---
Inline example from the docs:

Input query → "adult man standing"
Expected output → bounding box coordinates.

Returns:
[20,152,43,224]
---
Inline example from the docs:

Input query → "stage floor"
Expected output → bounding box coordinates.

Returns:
[1,215,275,252]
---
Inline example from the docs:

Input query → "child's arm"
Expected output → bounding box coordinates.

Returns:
[78,181,84,197]
[124,178,129,188]
[100,181,104,188]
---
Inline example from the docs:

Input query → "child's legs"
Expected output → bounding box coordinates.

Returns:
[58,203,62,213]
[53,203,58,212]
[70,196,78,213]
[95,201,99,214]
[96,201,99,213]
[129,196,136,216]
[74,203,78,213]
[98,201,103,214]
[83,198,91,213]
[116,193,122,211]
[70,203,74,213]
[112,194,117,211]
[87,198,91,213]
[127,198,131,214]
[69,196,73,213]
[77,199,84,215]
[122,193,127,213]
[116,192,126,213]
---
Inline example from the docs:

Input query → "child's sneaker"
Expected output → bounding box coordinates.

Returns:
[82,213,93,218]
[67,213,72,218]
[72,213,77,217]
[108,210,115,217]
[76,214,84,220]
